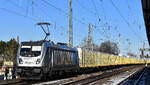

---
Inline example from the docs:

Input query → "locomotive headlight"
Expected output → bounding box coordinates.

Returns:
[19,58,23,64]
[36,59,41,64]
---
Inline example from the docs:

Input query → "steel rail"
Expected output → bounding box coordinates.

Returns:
[62,66,140,85]
[118,66,148,85]
[133,67,147,85]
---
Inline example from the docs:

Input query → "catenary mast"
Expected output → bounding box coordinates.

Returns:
[68,0,73,47]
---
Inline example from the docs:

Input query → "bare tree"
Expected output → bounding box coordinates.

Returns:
[99,41,120,55]
[127,52,136,57]
[5,39,19,61]
[79,38,99,51]
[0,39,19,62]
[0,41,6,60]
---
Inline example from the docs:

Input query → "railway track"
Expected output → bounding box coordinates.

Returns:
[0,78,42,85]
[0,65,145,85]
[0,79,21,85]
[62,66,143,85]
[118,66,148,85]
[34,65,143,85]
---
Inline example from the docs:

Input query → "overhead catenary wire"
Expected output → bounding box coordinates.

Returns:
[91,0,101,22]
[92,0,116,41]
[26,0,30,16]
[75,0,96,16]
[98,0,107,21]
[7,0,29,17]
[76,0,110,39]
[126,0,143,31]
[7,0,68,40]
[92,0,122,43]
[75,0,107,28]
[33,1,68,39]
[109,0,146,53]
[1,0,145,45]
[26,0,35,16]
[6,0,39,21]
[0,7,38,21]
[38,3,67,29]
[7,0,26,10]
[90,0,112,41]
[41,0,143,49]
[42,0,88,26]
[95,0,132,43]
[31,0,34,16]
[32,1,55,22]
[8,0,61,23]
[109,0,144,42]
[126,0,135,18]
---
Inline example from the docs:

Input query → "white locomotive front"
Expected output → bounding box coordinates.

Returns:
[18,45,42,66]
[16,41,52,79]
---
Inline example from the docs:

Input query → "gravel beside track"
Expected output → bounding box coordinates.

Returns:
[33,65,143,85]
[118,66,149,85]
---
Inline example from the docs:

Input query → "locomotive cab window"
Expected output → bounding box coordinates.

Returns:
[20,46,41,57]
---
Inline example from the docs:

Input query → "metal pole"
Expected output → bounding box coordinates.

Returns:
[87,24,92,50]
[69,0,73,47]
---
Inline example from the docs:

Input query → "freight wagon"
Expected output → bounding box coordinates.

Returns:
[77,48,147,68]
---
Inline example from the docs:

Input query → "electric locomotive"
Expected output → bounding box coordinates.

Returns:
[16,40,79,79]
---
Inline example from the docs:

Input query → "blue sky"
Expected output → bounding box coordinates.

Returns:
[0,0,149,55]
